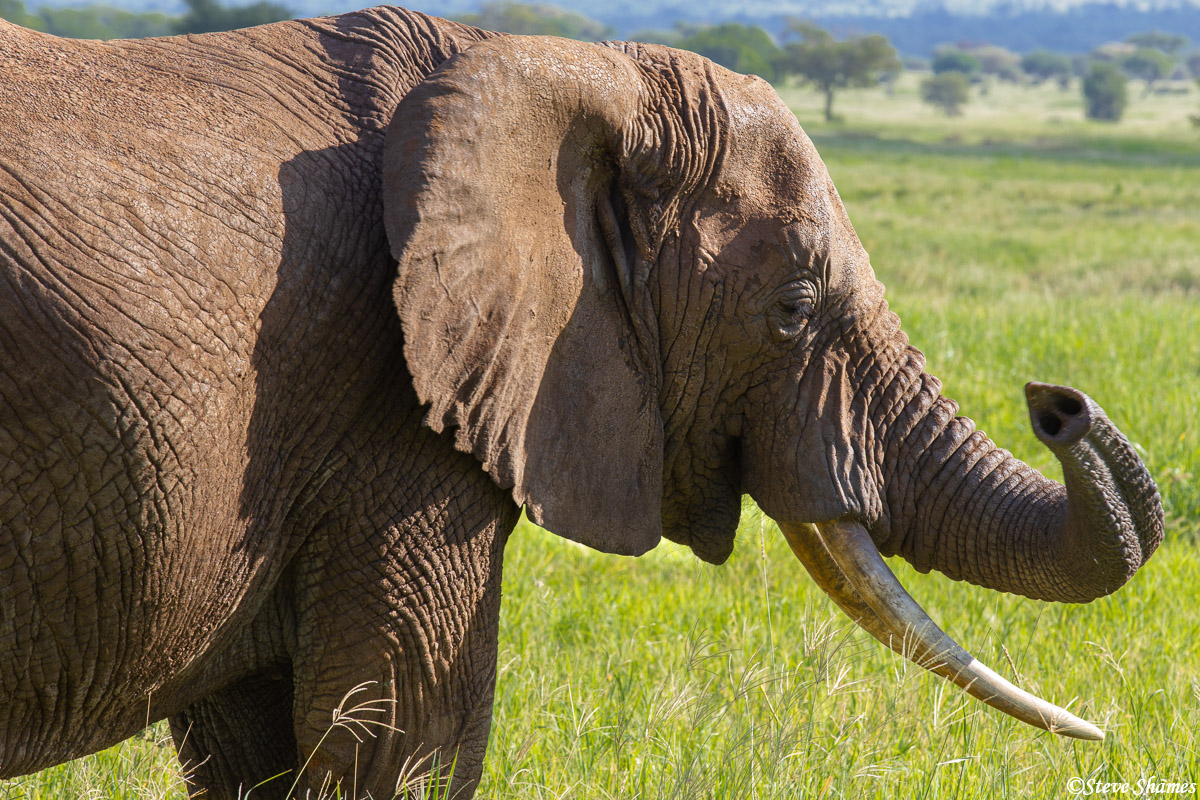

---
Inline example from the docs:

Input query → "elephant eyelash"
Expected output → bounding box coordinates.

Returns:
[778,297,814,317]
[775,281,819,317]
[767,282,818,341]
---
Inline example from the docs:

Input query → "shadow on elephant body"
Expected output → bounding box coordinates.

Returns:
[166,120,519,794]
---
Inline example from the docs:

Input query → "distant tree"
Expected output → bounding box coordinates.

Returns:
[0,0,42,29]
[174,0,290,35]
[1082,62,1128,121]
[1120,47,1175,92]
[931,48,981,78]
[39,6,174,38]
[776,21,900,122]
[920,71,970,116]
[1092,41,1137,62]
[966,44,1021,82]
[458,2,611,40]
[1126,30,1188,55]
[1021,49,1073,87]
[3,0,180,38]
[677,22,781,81]
[1187,52,1200,79]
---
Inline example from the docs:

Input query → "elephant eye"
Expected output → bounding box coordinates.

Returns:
[769,284,817,341]
[778,298,812,317]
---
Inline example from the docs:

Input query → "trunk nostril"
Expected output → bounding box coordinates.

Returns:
[1038,412,1063,437]
[1055,396,1083,417]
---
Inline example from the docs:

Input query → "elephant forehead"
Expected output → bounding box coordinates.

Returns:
[709,86,877,298]
[720,86,831,214]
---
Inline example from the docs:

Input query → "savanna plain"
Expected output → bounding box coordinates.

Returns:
[3,74,1199,800]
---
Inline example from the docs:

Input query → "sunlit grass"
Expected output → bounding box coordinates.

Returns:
[0,727,183,799]
[5,76,1199,799]
[482,514,1200,798]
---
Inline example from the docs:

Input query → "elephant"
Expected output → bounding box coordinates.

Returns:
[0,5,1163,798]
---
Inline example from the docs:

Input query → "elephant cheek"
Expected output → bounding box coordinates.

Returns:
[741,417,882,528]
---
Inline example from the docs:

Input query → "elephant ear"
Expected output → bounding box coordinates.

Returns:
[382,36,664,556]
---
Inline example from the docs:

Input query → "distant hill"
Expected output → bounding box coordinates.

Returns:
[23,0,1200,56]
[409,0,1200,54]
[817,4,1200,55]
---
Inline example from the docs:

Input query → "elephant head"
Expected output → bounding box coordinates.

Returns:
[382,36,1162,738]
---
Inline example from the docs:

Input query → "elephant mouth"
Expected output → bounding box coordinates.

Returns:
[778,518,1105,741]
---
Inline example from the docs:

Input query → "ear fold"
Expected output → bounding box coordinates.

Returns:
[381,36,663,556]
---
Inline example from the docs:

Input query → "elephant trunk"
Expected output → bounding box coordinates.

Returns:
[777,375,1162,740]
[881,381,1163,603]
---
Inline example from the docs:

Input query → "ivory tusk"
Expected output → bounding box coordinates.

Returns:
[779,521,905,650]
[780,519,1104,741]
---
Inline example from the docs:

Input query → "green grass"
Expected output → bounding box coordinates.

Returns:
[483,515,1200,798]
[5,78,1200,799]
[0,728,183,799]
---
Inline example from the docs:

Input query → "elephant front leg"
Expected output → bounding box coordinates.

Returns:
[288,500,516,800]
[169,671,297,800]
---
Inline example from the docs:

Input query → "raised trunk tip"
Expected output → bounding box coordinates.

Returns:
[1026,382,1090,446]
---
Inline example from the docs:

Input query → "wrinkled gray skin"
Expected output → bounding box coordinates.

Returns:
[0,7,1162,798]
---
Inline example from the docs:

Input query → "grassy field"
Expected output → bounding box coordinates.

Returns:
[4,77,1199,799]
